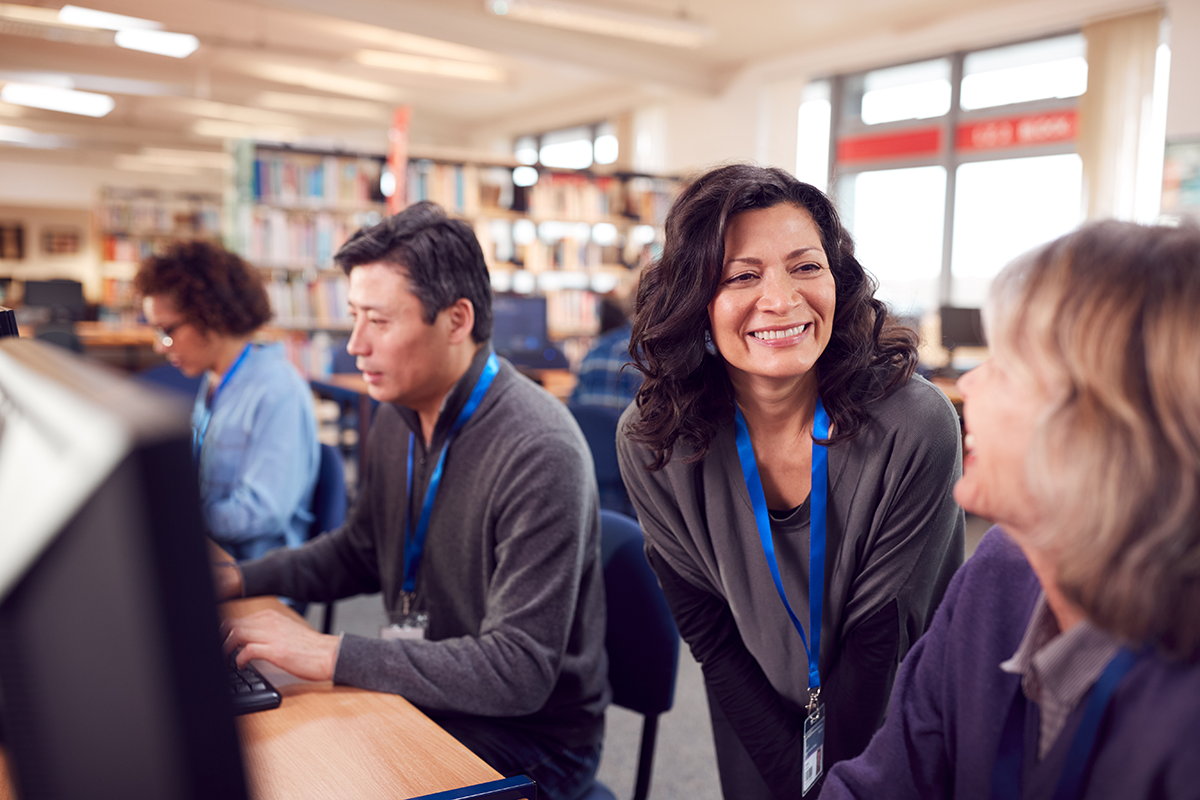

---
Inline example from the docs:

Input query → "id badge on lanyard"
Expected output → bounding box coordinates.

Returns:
[382,353,499,642]
[734,397,830,795]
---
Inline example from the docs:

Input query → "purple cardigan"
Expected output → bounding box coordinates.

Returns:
[821,526,1200,800]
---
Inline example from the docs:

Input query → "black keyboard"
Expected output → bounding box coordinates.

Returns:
[227,656,282,715]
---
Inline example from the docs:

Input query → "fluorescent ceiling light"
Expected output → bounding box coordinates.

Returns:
[0,124,64,148]
[57,4,160,30]
[239,62,404,102]
[170,98,302,128]
[115,29,198,58]
[487,0,713,48]
[326,18,500,64]
[354,50,506,82]
[257,92,387,120]
[0,83,113,117]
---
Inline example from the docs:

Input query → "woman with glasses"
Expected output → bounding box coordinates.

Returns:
[822,220,1200,799]
[136,240,320,562]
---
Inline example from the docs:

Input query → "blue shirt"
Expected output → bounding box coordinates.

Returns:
[569,322,642,409]
[192,342,320,561]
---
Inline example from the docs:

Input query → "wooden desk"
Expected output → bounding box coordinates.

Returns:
[0,597,510,800]
[224,597,506,800]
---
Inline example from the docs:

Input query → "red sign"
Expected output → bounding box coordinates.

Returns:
[837,126,941,164]
[956,110,1077,152]
[387,105,411,215]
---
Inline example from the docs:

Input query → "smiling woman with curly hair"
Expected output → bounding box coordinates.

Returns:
[616,163,965,798]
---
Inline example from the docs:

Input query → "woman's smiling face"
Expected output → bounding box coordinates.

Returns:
[708,203,836,390]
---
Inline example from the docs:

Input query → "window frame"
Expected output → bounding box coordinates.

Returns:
[825,31,1084,309]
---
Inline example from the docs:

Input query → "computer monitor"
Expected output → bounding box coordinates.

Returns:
[21,279,87,322]
[0,339,248,799]
[0,307,16,339]
[491,294,568,369]
[939,305,987,351]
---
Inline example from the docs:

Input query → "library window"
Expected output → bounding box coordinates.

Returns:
[512,123,619,170]
[818,32,1087,316]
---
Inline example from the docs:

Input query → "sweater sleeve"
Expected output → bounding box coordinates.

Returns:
[839,381,965,655]
[819,552,964,800]
[332,426,598,717]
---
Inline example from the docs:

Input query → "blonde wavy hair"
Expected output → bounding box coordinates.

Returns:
[987,220,1200,662]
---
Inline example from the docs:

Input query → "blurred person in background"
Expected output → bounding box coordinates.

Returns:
[136,240,319,561]
[570,294,643,409]
[822,220,1200,799]
[618,164,965,798]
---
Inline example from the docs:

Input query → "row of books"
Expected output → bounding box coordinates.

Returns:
[278,330,342,380]
[251,152,386,208]
[405,161,679,224]
[264,273,352,329]
[97,188,222,237]
[546,289,600,338]
[236,207,380,270]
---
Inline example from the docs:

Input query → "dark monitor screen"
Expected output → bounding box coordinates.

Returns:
[0,339,248,799]
[0,307,16,339]
[22,279,86,321]
[491,294,549,356]
[940,306,986,351]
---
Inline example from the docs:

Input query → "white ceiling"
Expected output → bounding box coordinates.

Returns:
[0,0,1152,173]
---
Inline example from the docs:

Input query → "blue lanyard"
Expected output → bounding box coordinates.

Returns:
[991,646,1142,800]
[733,397,830,693]
[403,353,500,595]
[193,343,253,463]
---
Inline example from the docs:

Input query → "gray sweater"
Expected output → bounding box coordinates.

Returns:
[243,347,609,748]
[617,375,965,793]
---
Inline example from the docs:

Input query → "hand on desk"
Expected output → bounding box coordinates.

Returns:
[222,610,340,682]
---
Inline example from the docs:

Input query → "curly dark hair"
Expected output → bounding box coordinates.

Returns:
[334,201,493,344]
[133,240,271,336]
[627,163,918,470]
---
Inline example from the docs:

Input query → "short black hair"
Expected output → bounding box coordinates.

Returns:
[133,240,271,336]
[334,201,493,343]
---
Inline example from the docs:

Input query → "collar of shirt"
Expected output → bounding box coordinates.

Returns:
[1000,592,1122,759]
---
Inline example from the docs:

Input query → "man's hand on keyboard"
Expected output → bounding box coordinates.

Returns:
[221,610,339,682]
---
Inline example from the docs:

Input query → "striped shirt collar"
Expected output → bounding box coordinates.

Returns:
[1000,592,1121,759]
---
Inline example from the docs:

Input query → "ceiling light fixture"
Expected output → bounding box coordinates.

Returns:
[486,0,713,49]
[257,92,387,120]
[114,29,199,58]
[57,4,160,30]
[58,5,200,58]
[0,82,114,117]
[354,50,506,82]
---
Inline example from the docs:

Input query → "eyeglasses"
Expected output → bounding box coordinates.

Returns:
[153,320,186,347]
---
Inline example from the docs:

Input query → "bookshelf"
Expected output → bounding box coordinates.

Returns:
[94,187,223,326]
[227,141,680,377]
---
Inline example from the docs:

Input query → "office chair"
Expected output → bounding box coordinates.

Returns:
[137,362,205,397]
[587,510,681,800]
[310,442,348,634]
[569,404,636,518]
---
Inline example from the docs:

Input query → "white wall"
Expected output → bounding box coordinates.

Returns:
[0,151,224,302]
[1166,0,1200,140]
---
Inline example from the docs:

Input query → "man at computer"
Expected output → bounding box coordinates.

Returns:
[216,201,609,800]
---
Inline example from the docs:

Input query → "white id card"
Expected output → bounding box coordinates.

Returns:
[380,611,429,641]
[802,702,826,795]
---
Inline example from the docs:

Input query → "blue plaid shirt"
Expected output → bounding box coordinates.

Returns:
[570,322,643,409]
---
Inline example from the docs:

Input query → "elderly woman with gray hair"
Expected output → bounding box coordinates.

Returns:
[821,220,1200,800]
